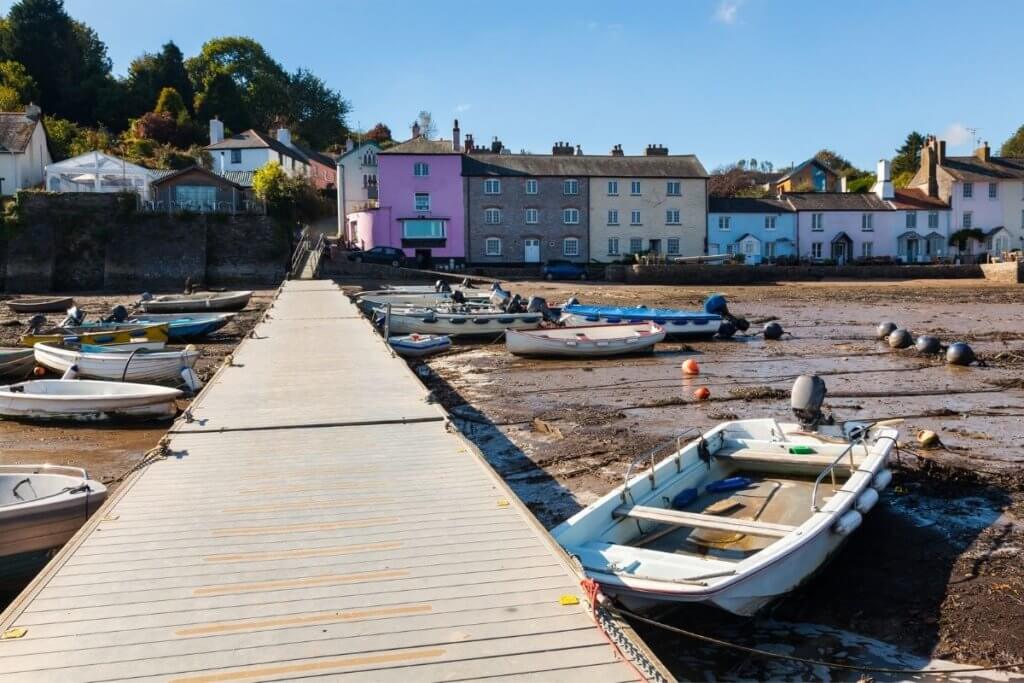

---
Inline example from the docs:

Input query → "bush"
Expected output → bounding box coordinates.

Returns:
[253,161,329,224]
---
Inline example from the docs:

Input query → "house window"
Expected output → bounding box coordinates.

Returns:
[563,179,579,195]
[485,237,502,256]
[525,179,538,194]
[743,240,756,255]
[175,185,216,207]
[630,180,641,195]
[363,151,376,166]
[989,183,998,199]
[963,211,972,228]
[905,212,916,229]
[563,208,580,224]
[402,220,445,239]
[862,242,873,257]
[811,242,823,259]
[629,237,642,253]
[230,149,241,164]
[608,237,620,255]
[666,209,680,224]
[630,210,641,225]
[812,213,824,231]
[666,181,681,196]
[667,238,680,255]
[963,182,973,198]
[928,211,939,229]
[484,208,502,224]
[484,179,501,194]
[525,208,539,224]
[607,209,619,225]
[718,216,731,231]
[765,216,777,230]
[413,162,429,177]
[414,192,430,212]
[861,214,873,232]
[563,237,580,257]
[607,180,618,196]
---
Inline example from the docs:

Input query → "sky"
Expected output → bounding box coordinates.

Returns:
[4,0,1023,170]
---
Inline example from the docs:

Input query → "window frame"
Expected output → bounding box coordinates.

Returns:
[811,242,823,259]
[667,237,680,255]
[525,208,539,224]
[607,209,619,226]
[861,213,874,232]
[989,182,998,199]
[906,212,917,229]
[928,211,939,229]
[484,237,502,256]
[765,215,777,230]
[665,209,681,225]
[630,180,641,196]
[666,181,681,196]
[563,179,579,195]
[963,182,973,198]
[413,162,429,177]
[413,192,430,212]
[629,237,643,253]
[607,180,618,196]
[401,219,446,240]
[811,213,824,231]
[563,237,580,257]
[963,211,973,228]
[630,209,641,226]
[483,178,501,195]
[607,237,620,255]
[230,149,242,164]
[484,207,502,225]
[562,207,580,224]
[718,216,731,231]
[525,179,538,195]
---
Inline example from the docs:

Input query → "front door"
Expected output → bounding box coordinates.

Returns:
[906,238,918,263]
[832,242,847,264]
[648,239,661,254]
[524,239,540,263]
[764,241,776,261]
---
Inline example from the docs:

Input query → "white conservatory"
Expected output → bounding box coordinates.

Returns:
[44,151,157,199]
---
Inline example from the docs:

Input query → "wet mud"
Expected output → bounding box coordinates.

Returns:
[413,278,1024,679]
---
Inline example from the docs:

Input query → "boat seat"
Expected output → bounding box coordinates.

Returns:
[613,504,797,539]
[713,446,866,471]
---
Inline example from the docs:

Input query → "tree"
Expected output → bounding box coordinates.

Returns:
[286,68,350,149]
[892,131,926,175]
[416,110,436,139]
[814,149,854,173]
[154,86,188,123]
[127,41,193,118]
[42,116,80,159]
[132,111,193,147]
[0,60,37,108]
[1001,125,1024,158]
[252,161,326,223]
[365,123,392,144]
[193,71,250,133]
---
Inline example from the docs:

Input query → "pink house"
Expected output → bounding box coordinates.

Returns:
[349,122,466,269]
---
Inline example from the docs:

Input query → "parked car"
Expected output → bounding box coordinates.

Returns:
[542,260,587,280]
[348,246,407,267]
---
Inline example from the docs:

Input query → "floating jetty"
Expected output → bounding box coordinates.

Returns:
[0,280,653,682]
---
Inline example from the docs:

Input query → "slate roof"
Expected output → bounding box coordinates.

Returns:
[295,144,336,168]
[221,170,255,187]
[889,188,949,210]
[0,112,40,153]
[708,197,794,213]
[380,137,460,155]
[461,152,708,178]
[775,158,836,183]
[783,192,893,211]
[205,130,308,164]
[151,165,242,188]
[939,155,1024,182]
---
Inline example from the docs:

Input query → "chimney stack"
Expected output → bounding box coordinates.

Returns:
[839,176,848,193]
[552,141,575,156]
[922,136,938,197]
[575,144,583,156]
[452,119,461,152]
[345,138,354,152]
[276,126,293,148]
[645,144,668,156]
[464,133,475,154]
[875,159,893,200]
[411,121,421,138]
[610,144,624,157]
[937,139,946,165]
[976,141,991,162]
[490,136,502,154]
[24,102,41,121]
[209,117,224,145]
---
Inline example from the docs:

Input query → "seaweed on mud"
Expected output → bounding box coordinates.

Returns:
[729,385,788,400]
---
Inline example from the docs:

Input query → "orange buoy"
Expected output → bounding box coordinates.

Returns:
[33,366,45,377]
[681,359,700,376]
[693,386,710,401]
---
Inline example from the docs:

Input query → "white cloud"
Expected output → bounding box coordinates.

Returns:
[713,0,742,24]
[454,103,471,113]
[943,122,974,146]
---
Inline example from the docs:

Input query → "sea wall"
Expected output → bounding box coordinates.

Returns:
[604,263,985,284]
[1,192,289,292]
[980,261,1023,284]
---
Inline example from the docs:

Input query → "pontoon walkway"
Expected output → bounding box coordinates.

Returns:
[0,280,645,682]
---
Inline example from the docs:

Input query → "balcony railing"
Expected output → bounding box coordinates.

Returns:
[140,199,266,215]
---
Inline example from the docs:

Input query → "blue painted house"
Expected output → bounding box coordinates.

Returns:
[707,197,797,264]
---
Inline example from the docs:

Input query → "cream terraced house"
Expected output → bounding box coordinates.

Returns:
[587,144,708,262]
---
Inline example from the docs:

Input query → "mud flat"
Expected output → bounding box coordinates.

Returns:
[409,278,1024,679]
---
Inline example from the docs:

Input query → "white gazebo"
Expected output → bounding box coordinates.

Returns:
[44,151,157,199]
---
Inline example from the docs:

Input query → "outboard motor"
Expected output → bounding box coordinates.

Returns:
[108,305,129,323]
[526,296,557,322]
[451,290,466,305]
[564,296,580,307]
[704,293,749,334]
[60,306,85,327]
[505,294,523,313]
[490,284,510,308]
[437,280,452,294]
[26,314,47,334]
[434,280,443,292]
[461,277,477,289]
[791,374,828,430]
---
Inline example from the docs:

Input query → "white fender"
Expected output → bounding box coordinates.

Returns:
[60,364,79,380]
[181,367,203,392]
[832,509,862,536]
[855,487,879,514]
[871,469,893,492]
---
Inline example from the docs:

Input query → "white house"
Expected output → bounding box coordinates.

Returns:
[0,105,51,195]
[334,138,379,215]
[205,118,310,178]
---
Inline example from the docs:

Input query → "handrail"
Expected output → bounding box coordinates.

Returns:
[289,227,311,276]
[307,233,327,278]
[809,436,866,512]
[619,428,697,505]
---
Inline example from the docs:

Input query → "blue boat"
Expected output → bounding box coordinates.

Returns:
[74,313,234,340]
[560,302,723,339]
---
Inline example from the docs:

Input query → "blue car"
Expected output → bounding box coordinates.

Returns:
[542,260,587,280]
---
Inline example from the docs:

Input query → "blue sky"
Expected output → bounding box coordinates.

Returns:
[6,0,1024,170]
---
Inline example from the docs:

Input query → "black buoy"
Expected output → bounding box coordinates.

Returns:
[888,328,913,349]
[915,335,941,354]
[877,321,897,339]
[734,317,750,332]
[946,341,976,366]
[764,322,784,340]
[717,320,737,339]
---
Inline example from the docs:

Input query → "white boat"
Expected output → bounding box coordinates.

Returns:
[388,334,452,358]
[357,290,492,312]
[1,464,107,581]
[0,347,36,378]
[0,379,182,421]
[553,376,898,616]
[383,309,544,336]
[33,343,200,383]
[506,323,666,358]
[138,290,252,313]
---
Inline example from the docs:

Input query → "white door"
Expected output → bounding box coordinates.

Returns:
[524,239,540,263]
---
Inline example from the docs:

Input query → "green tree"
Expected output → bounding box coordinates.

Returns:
[42,116,80,159]
[814,149,855,173]
[253,161,290,204]
[127,41,193,118]
[193,71,250,133]
[892,131,926,175]
[0,60,37,108]
[1001,125,1024,158]
[286,68,350,149]
[154,86,188,123]
[253,161,327,223]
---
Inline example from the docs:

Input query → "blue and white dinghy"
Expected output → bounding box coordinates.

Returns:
[553,376,898,616]
[388,333,451,358]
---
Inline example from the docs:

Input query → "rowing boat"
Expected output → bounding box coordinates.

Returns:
[382,309,544,336]
[72,313,234,340]
[506,323,666,357]
[6,297,75,313]
[560,303,722,339]
[21,323,170,348]
[0,348,35,378]
[138,290,252,313]
[0,379,182,421]
[388,334,452,358]
[34,343,200,383]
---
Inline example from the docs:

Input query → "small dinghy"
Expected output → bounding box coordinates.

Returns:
[22,321,170,348]
[71,308,234,340]
[34,343,201,384]
[561,303,722,339]
[388,334,452,358]
[506,323,666,358]
[138,290,252,313]
[382,308,544,337]
[6,296,75,313]
[0,347,36,378]
[553,376,898,616]
[0,379,182,421]
[357,290,492,312]
[0,464,107,583]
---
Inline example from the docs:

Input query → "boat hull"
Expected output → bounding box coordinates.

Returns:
[76,314,233,340]
[0,348,36,378]
[561,312,720,339]
[506,323,665,357]
[6,297,75,313]
[139,291,252,313]
[22,324,170,348]
[34,344,199,383]
[0,380,183,421]
[385,311,543,336]
[388,335,452,358]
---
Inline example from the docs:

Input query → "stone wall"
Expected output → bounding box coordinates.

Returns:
[606,263,984,284]
[980,261,1023,283]
[1,192,289,292]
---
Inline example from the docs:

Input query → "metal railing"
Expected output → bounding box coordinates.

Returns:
[619,428,696,505]
[289,227,311,277]
[810,436,866,512]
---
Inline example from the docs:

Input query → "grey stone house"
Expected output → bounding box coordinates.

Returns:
[462,143,590,265]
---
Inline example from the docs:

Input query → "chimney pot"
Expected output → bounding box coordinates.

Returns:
[645,144,668,156]
[209,117,225,145]
[411,121,421,138]
[452,119,461,152]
